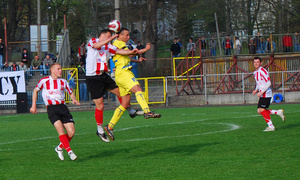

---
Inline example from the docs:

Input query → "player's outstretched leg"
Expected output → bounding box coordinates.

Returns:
[261,110,275,131]
[135,91,161,119]
[267,109,285,121]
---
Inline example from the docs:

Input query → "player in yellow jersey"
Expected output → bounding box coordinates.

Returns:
[104,28,161,141]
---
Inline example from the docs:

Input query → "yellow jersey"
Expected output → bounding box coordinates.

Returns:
[112,40,132,70]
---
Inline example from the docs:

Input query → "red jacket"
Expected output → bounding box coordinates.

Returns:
[283,35,292,47]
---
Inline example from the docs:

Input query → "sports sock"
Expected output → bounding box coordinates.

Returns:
[127,106,136,115]
[95,108,103,126]
[108,105,126,129]
[58,134,72,149]
[261,110,274,128]
[59,134,71,152]
[135,91,150,113]
[267,109,279,115]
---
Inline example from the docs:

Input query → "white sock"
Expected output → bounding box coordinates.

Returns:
[127,106,136,115]
[267,122,274,128]
[269,110,278,115]
[97,125,104,134]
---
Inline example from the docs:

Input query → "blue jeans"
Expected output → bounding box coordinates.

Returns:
[225,49,231,55]
[211,49,216,56]
[30,65,43,75]
[294,45,300,52]
[44,65,50,75]
[0,55,3,68]
[79,82,88,101]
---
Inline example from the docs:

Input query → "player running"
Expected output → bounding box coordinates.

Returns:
[30,63,80,161]
[86,29,144,142]
[252,57,285,131]
[104,28,161,141]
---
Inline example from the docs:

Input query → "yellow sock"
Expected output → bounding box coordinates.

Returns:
[135,91,150,113]
[108,105,126,129]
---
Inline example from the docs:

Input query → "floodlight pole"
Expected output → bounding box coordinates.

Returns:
[215,12,222,56]
[115,0,120,20]
[37,0,42,57]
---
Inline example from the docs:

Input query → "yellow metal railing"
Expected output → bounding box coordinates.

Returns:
[62,68,79,103]
[131,77,166,105]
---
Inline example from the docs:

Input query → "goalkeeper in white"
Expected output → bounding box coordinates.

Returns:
[252,57,285,131]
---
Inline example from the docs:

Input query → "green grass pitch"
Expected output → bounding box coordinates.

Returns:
[0,104,299,179]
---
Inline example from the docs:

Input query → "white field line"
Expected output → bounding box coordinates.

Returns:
[0,117,241,148]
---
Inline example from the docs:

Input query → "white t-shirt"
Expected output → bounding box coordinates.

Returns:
[253,66,272,98]
[35,76,73,106]
[86,38,117,76]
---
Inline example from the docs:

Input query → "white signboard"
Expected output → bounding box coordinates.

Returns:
[0,71,26,101]
[30,25,48,52]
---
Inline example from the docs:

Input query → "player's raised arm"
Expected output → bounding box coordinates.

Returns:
[93,34,118,49]
[137,43,151,54]
[116,48,138,55]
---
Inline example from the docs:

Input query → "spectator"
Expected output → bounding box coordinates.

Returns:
[283,33,293,52]
[77,62,88,102]
[0,38,4,68]
[170,38,181,58]
[254,32,261,53]
[264,38,276,53]
[30,54,43,76]
[19,61,28,81]
[21,48,30,66]
[201,36,207,56]
[10,62,19,71]
[248,38,256,54]
[43,54,54,75]
[187,37,196,56]
[67,70,76,90]
[1,62,10,71]
[293,32,300,52]
[234,37,242,55]
[257,37,265,54]
[209,36,217,56]
[78,42,86,66]
[177,38,182,52]
[128,44,134,50]
[222,35,233,55]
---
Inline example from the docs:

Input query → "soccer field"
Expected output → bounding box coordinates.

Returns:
[1,104,299,179]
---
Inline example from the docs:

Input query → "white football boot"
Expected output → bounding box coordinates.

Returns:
[68,151,77,161]
[55,147,64,161]
[277,109,285,121]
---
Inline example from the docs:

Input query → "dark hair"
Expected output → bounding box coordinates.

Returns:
[254,57,262,62]
[189,37,193,41]
[117,27,129,35]
[99,29,112,37]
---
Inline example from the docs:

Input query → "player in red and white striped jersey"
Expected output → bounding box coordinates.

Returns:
[30,63,80,160]
[85,29,143,142]
[252,57,285,132]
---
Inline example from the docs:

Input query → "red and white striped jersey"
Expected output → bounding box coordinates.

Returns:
[86,38,117,76]
[253,66,272,98]
[35,76,73,106]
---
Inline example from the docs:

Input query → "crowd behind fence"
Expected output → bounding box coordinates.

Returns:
[1,70,298,110]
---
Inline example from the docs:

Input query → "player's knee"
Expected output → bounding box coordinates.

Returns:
[68,130,75,138]
[257,108,263,114]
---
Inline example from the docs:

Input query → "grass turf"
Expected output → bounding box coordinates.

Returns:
[0,104,299,179]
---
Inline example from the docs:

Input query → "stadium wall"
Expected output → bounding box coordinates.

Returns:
[167,91,300,106]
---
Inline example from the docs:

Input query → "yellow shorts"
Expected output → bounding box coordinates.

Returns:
[115,69,140,96]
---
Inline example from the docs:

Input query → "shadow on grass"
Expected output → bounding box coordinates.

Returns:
[141,142,221,157]
[279,122,300,130]
[82,147,135,162]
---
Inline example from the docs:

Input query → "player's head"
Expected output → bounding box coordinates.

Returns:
[253,57,262,70]
[117,28,130,43]
[50,63,62,78]
[99,29,112,40]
